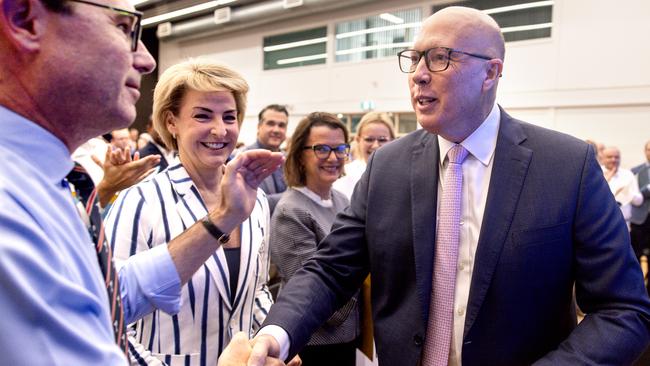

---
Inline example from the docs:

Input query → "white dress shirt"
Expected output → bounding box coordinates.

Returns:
[438,103,500,366]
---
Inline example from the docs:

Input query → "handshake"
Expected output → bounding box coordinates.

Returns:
[217,332,301,366]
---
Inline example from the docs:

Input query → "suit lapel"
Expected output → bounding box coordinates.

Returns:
[410,131,440,322]
[463,110,532,336]
[168,164,234,311]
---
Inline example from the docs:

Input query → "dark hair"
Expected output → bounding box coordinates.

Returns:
[284,112,349,187]
[258,104,289,124]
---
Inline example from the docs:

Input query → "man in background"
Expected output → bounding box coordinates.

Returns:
[245,104,289,212]
[602,146,643,229]
[138,117,175,173]
[632,140,650,261]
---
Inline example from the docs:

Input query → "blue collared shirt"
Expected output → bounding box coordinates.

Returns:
[0,106,180,365]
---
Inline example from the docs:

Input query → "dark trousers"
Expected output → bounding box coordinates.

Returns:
[631,215,650,259]
[299,341,357,366]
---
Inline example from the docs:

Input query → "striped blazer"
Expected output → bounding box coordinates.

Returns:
[105,159,273,366]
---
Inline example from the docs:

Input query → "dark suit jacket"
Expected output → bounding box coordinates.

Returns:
[631,163,650,225]
[244,141,287,213]
[138,141,169,171]
[262,109,650,365]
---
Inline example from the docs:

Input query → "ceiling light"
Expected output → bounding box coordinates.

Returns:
[277,54,327,65]
[501,22,552,33]
[142,0,237,26]
[379,13,404,24]
[263,37,328,52]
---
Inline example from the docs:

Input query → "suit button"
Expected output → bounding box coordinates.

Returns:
[413,334,423,346]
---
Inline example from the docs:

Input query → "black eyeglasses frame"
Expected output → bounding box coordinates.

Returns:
[397,47,493,73]
[302,144,350,160]
[68,0,143,52]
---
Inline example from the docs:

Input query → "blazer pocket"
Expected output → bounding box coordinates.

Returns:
[512,221,571,247]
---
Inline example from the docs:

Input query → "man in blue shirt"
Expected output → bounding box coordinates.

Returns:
[0,0,281,364]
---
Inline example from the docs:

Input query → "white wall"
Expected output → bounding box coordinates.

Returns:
[158,0,650,168]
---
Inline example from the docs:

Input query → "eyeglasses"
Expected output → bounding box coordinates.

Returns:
[303,144,350,160]
[68,0,143,52]
[361,136,390,144]
[397,47,493,73]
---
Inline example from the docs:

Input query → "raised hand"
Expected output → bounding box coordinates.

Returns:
[212,149,283,232]
[94,146,160,207]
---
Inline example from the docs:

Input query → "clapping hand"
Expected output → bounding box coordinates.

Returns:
[215,149,283,231]
[94,147,160,207]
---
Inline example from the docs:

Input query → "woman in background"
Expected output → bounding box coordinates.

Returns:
[270,112,358,366]
[333,112,395,199]
[105,60,273,366]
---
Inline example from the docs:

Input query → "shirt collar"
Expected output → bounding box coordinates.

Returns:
[294,186,333,208]
[0,105,73,185]
[438,102,500,166]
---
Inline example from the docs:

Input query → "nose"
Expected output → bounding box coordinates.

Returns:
[134,41,156,75]
[371,140,381,149]
[210,119,228,138]
[411,56,431,86]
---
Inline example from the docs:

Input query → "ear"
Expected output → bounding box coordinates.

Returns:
[0,0,49,53]
[165,111,177,135]
[482,58,503,91]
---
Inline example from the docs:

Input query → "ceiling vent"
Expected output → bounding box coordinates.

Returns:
[213,7,231,24]
[283,0,303,9]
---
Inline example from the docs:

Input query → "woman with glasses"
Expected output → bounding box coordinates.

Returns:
[104,60,274,366]
[333,112,395,200]
[270,112,359,366]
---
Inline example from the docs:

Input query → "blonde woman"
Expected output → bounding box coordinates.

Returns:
[105,60,273,365]
[333,112,395,199]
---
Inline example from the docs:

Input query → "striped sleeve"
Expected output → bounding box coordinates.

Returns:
[252,191,273,329]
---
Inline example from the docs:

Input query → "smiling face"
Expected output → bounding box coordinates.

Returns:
[356,122,393,162]
[302,125,347,197]
[602,147,621,171]
[257,109,288,151]
[408,7,503,142]
[166,89,239,174]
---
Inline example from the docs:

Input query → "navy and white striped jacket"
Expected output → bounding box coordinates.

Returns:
[105,159,273,366]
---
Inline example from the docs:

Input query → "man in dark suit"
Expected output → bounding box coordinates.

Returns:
[248,6,650,366]
[631,140,650,260]
[244,104,289,213]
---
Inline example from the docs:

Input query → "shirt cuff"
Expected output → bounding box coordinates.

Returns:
[117,244,182,323]
[256,325,290,361]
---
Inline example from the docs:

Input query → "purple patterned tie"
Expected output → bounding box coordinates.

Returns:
[422,144,468,365]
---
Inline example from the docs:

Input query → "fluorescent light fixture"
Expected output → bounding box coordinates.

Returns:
[277,54,327,65]
[379,13,404,24]
[130,0,150,5]
[263,37,328,52]
[483,0,554,15]
[501,22,552,33]
[336,22,420,40]
[335,42,412,56]
[142,0,237,26]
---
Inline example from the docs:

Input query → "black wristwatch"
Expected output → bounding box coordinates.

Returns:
[201,216,230,244]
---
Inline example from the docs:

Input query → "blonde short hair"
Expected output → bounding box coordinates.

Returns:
[152,60,249,151]
[353,112,395,159]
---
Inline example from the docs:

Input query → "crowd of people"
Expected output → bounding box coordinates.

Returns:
[1,1,650,366]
